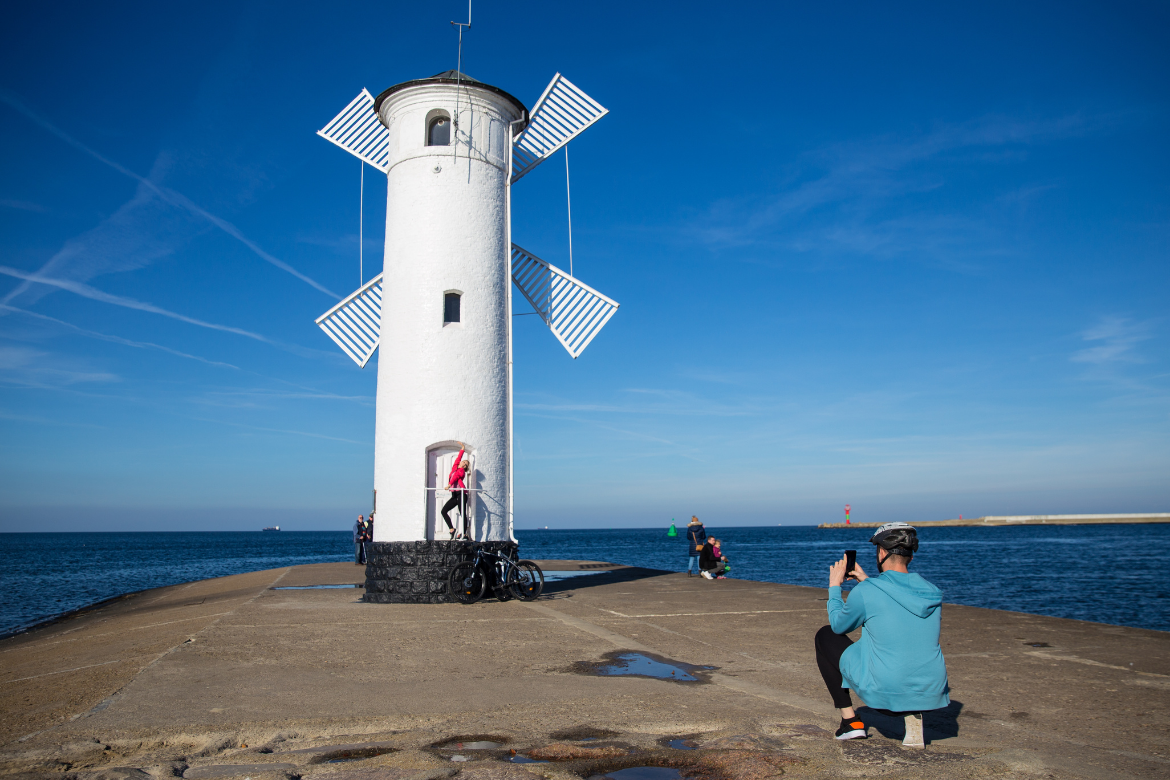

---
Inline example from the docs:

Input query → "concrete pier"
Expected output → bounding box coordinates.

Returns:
[1,563,1166,779]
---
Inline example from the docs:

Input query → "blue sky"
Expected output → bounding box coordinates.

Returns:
[1,1,1167,531]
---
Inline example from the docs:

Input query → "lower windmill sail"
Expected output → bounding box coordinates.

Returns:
[314,249,617,366]
[316,274,383,368]
[510,244,619,359]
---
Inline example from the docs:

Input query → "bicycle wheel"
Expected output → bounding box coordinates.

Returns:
[448,562,486,604]
[508,560,545,601]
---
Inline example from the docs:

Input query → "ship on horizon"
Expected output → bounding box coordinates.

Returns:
[262,526,280,532]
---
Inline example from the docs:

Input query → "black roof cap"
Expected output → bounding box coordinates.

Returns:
[373,71,527,118]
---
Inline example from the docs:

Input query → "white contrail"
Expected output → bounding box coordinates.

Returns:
[0,304,240,369]
[0,89,340,300]
[0,265,269,343]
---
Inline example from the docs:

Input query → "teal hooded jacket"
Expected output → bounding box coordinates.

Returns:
[827,570,950,712]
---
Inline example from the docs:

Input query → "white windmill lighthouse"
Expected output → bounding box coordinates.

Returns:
[313,68,617,601]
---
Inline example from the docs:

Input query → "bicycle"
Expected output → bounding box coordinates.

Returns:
[448,545,544,604]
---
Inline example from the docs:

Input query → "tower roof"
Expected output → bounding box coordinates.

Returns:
[373,71,527,118]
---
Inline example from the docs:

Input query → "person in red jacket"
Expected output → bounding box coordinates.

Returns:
[441,443,471,540]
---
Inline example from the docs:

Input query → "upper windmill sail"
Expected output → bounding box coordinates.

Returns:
[317,89,390,172]
[511,74,607,183]
[510,245,619,359]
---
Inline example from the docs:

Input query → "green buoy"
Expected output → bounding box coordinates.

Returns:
[667,520,678,537]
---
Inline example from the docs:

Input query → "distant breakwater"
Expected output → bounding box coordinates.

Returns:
[818,513,1170,529]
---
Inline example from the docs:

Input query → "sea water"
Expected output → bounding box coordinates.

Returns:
[0,524,1166,637]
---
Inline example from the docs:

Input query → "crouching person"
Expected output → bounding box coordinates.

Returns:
[814,523,949,740]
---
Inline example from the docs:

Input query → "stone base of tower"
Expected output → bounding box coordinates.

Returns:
[363,540,519,604]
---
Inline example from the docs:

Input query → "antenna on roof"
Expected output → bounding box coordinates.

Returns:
[451,1,472,162]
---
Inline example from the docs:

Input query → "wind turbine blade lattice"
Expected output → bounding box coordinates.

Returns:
[511,74,608,183]
[510,244,619,359]
[317,90,389,172]
[315,274,383,368]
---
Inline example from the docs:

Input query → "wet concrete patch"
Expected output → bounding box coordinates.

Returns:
[272,584,362,590]
[432,736,511,751]
[570,750,801,780]
[549,727,621,741]
[572,651,715,684]
[697,735,787,751]
[839,740,972,767]
[455,765,547,780]
[781,725,830,739]
[529,744,629,761]
[71,769,153,780]
[279,741,399,763]
[183,764,296,779]
[590,768,681,780]
[428,735,511,763]
[308,744,400,764]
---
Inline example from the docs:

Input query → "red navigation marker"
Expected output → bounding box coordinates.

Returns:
[845,504,851,525]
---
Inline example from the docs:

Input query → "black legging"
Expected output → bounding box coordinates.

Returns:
[814,625,855,709]
[441,489,468,536]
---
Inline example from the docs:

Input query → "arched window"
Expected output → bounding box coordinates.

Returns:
[428,115,451,146]
[444,292,461,323]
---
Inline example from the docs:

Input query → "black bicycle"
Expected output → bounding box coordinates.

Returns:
[449,546,544,604]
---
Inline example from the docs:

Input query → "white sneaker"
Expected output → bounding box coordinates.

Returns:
[701,571,714,579]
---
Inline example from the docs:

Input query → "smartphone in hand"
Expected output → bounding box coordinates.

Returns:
[844,550,857,580]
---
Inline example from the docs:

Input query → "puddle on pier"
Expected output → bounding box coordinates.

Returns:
[272,584,361,590]
[594,653,705,682]
[439,741,503,750]
[667,739,698,750]
[509,756,549,764]
[596,769,682,780]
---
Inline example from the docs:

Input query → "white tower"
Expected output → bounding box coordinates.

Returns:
[313,70,617,600]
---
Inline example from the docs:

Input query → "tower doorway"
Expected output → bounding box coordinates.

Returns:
[425,443,476,540]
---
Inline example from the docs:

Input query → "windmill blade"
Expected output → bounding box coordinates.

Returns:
[511,74,608,183]
[511,244,619,359]
[315,273,383,368]
[317,89,390,172]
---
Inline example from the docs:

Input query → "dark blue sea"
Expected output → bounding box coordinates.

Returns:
[1,524,1167,637]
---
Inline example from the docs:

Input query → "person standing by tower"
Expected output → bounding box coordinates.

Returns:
[441,443,470,540]
[353,515,365,565]
[686,516,706,577]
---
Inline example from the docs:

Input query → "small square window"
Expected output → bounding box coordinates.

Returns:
[444,292,461,323]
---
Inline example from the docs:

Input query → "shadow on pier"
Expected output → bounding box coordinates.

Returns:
[537,565,672,598]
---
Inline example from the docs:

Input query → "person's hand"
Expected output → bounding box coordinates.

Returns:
[829,555,848,587]
[851,562,868,582]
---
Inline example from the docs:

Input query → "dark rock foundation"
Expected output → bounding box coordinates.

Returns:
[363,540,519,604]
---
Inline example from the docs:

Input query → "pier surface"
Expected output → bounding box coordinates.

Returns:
[819,512,1170,528]
[1,562,1166,780]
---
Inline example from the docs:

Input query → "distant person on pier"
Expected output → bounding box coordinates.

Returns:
[814,523,949,740]
[363,513,374,562]
[686,516,706,576]
[441,443,470,540]
[699,538,727,579]
[353,515,365,565]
